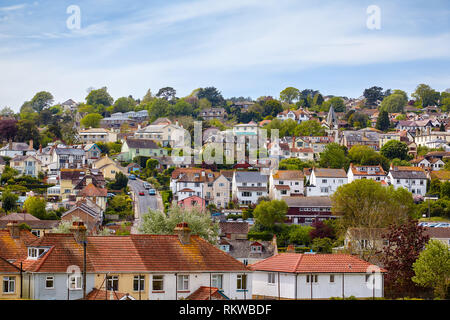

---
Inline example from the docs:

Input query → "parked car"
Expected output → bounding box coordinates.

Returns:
[143,182,151,189]
[148,189,156,196]
[107,193,115,198]
[434,223,450,228]
[139,191,145,196]
[129,174,136,180]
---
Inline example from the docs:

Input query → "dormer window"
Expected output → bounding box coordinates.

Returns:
[220,245,230,252]
[28,247,49,259]
[250,244,262,253]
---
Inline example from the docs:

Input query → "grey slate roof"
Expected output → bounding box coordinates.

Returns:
[234,171,268,184]
[55,148,85,156]
[125,138,159,149]
[389,170,427,179]
[221,239,276,260]
[283,196,332,207]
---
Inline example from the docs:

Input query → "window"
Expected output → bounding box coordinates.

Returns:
[45,276,54,289]
[268,273,276,284]
[365,274,371,282]
[329,275,335,283]
[135,149,140,154]
[31,230,41,237]
[69,275,82,290]
[133,275,145,292]
[237,274,247,290]
[306,275,318,283]
[251,245,262,253]
[106,276,118,291]
[220,245,230,252]
[361,239,369,249]
[177,275,189,291]
[212,274,223,290]
[152,275,164,291]
[3,277,15,294]
[322,179,327,184]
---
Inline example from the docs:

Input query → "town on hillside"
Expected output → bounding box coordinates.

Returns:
[0,85,449,301]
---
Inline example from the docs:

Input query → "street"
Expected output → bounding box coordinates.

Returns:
[128,178,162,234]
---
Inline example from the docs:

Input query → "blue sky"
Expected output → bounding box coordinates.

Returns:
[0,0,449,110]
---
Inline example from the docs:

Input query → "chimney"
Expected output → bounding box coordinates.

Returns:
[39,144,42,153]
[8,138,12,151]
[29,139,33,150]
[174,222,191,245]
[7,221,20,239]
[70,221,87,243]
[427,126,431,135]
[286,244,295,253]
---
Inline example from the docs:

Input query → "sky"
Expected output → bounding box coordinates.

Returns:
[0,0,449,111]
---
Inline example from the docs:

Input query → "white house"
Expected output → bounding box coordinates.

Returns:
[347,164,387,184]
[387,166,427,196]
[276,109,311,124]
[269,170,304,200]
[249,253,385,300]
[306,168,348,196]
[232,171,268,205]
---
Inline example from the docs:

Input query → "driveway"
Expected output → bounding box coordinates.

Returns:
[128,178,162,234]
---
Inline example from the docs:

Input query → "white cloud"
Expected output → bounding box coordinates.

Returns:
[0,4,26,12]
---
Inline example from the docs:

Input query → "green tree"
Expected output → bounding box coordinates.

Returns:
[294,120,326,136]
[323,97,346,112]
[348,145,389,170]
[440,181,450,199]
[262,99,283,117]
[312,93,324,106]
[15,120,39,143]
[113,97,135,113]
[156,87,177,101]
[312,237,333,253]
[24,196,47,219]
[108,172,129,190]
[379,93,407,113]
[288,225,313,245]
[105,194,133,217]
[412,84,440,107]
[1,190,18,212]
[363,86,384,107]
[86,87,114,106]
[380,140,409,160]
[253,200,288,228]
[319,143,349,169]
[139,206,219,243]
[412,240,450,299]
[280,87,300,104]
[148,98,169,120]
[279,158,314,171]
[197,87,225,106]
[375,110,390,131]
[81,113,103,128]
[331,179,414,234]
[30,91,54,112]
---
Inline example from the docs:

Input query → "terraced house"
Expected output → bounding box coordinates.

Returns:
[119,138,168,162]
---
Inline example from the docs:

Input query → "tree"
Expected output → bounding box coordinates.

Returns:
[139,206,219,243]
[262,99,283,117]
[108,172,128,190]
[412,240,450,299]
[348,145,389,170]
[15,120,39,143]
[332,179,414,234]
[381,219,430,298]
[168,99,194,116]
[363,86,385,107]
[81,113,103,128]
[0,107,15,117]
[278,158,314,171]
[197,87,225,106]
[253,200,288,228]
[309,220,335,240]
[379,93,407,113]
[380,140,409,160]
[294,120,326,136]
[148,99,169,120]
[105,194,133,217]
[156,87,177,101]
[412,84,440,107]
[440,181,450,199]
[323,97,346,112]
[312,237,333,253]
[1,190,18,212]
[24,196,47,219]
[0,119,18,140]
[113,97,135,113]
[375,110,390,131]
[348,112,369,128]
[280,87,300,104]
[142,89,154,104]
[30,91,54,112]
[86,87,114,106]
[288,225,313,245]
[312,93,324,106]
[319,143,349,169]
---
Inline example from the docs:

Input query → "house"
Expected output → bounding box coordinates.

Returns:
[10,155,42,178]
[119,138,168,162]
[59,168,106,200]
[134,121,187,148]
[211,173,232,208]
[387,166,427,197]
[219,221,249,240]
[341,130,380,151]
[0,222,37,264]
[276,109,311,124]
[233,122,259,137]
[61,99,78,112]
[283,196,333,225]
[199,108,227,121]
[177,195,206,210]
[232,171,268,206]
[100,114,139,129]
[414,127,450,147]
[269,170,304,200]
[170,168,217,203]
[77,183,108,210]
[344,228,388,258]
[51,147,86,170]
[0,213,59,238]
[78,128,118,144]
[305,168,348,196]
[61,199,103,234]
[73,144,102,165]
[0,140,34,158]
[379,133,402,149]
[218,237,277,266]
[423,227,450,247]
[93,156,125,180]
[249,253,385,300]
[347,164,387,183]
[0,256,22,299]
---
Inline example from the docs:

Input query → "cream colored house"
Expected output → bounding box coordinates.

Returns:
[10,155,42,178]
[212,174,231,208]
[93,156,125,180]
[78,128,118,144]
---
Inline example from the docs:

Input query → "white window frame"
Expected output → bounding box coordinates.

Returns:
[267,273,276,285]
[152,275,164,291]
[69,275,82,290]
[3,276,15,294]
[212,274,223,290]
[133,275,145,292]
[45,276,54,289]
[237,274,247,290]
[177,275,189,291]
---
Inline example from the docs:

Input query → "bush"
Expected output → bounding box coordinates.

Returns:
[247,230,274,241]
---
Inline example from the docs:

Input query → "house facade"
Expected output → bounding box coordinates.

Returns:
[306,168,348,196]
[269,170,304,200]
[232,171,268,206]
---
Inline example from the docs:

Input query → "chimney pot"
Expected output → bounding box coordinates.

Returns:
[174,222,191,245]
[70,221,87,243]
[7,221,20,239]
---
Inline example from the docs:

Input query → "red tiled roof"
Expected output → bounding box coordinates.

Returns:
[79,183,107,197]
[0,256,21,272]
[249,253,386,273]
[0,229,37,262]
[86,288,133,300]
[187,287,228,300]
[219,222,249,235]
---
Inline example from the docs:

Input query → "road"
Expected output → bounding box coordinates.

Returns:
[128,178,163,234]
